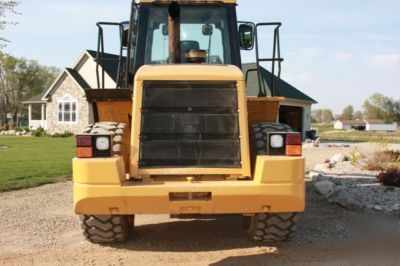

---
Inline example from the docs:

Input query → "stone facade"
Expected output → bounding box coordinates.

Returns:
[46,74,92,135]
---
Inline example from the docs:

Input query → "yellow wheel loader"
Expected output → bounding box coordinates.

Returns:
[74,0,305,243]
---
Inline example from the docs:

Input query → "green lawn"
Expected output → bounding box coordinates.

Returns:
[0,136,75,192]
[311,123,336,133]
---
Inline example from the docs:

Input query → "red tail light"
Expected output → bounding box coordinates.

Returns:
[286,133,302,145]
[77,135,92,147]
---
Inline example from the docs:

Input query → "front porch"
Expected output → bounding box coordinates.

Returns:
[27,103,47,130]
[22,91,48,130]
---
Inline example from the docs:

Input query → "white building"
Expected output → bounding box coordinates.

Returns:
[365,120,397,132]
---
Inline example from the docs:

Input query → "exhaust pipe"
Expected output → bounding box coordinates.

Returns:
[168,1,180,64]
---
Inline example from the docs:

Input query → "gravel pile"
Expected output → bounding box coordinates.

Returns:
[310,155,400,214]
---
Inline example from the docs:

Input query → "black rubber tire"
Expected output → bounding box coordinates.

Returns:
[80,215,134,243]
[247,213,299,242]
[247,123,298,242]
[82,122,126,156]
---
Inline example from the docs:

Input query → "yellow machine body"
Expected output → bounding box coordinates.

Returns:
[73,65,305,215]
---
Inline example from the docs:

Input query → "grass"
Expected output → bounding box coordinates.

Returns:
[311,123,336,133]
[0,136,75,192]
[318,130,400,144]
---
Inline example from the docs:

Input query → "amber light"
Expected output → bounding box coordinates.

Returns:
[77,135,92,147]
[286,133,302,145]
[286,145,302,156]
[77,147,93,158]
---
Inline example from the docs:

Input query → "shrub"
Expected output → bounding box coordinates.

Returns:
[52,131,74,138]
[377,167,400,187]
[349,148,362,166]
[33,127,46,137]
[364,151,393,171]
[15,126,30,132]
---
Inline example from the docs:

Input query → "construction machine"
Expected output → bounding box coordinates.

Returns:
[74,0,305,243]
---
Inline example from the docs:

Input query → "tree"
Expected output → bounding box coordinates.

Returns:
[354,110,363,120]
[362,93,399,123]
[311,109,322,123]
[0,53,59,126]
[0,1,20,49]
[312,108,334,124]
[339,105,354,120]
[321,109,334,124]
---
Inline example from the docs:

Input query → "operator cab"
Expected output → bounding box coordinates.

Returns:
[128,3,242,74]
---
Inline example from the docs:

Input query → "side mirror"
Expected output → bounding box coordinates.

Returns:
[121,22,130,48]
[239,24,255,50]
[202,24,213,36]
[122,28,129,48]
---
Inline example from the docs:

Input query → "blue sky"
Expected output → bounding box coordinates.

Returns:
[2,0,400,113]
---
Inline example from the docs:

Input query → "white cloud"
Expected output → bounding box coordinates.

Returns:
[334,52,353,62]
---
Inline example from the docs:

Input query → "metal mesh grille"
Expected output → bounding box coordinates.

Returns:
[139,81,241,168]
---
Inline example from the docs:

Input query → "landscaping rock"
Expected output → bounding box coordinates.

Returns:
[314,180,336,197]
[313,163,331,171]
[374,205,383,211]
[332,188,365,210]
[310,172,333,183]
[330,154,346,164]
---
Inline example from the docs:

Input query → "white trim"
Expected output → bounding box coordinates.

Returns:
[57,95,78,124]
[72,51,91,70]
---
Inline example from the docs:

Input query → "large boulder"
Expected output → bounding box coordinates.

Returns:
[331,188,364,210]
[314,180,337,197]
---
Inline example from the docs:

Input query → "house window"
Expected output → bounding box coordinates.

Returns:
[58,97,77,123]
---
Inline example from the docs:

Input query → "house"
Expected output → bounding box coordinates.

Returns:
[334,119,366,131]
[24,53,317,136]
[23,50,120,134]
[334,119,397,131]
[334,120,352,130]
[242,63,317,138]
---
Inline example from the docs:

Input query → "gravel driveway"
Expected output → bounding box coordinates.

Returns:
[0,143,399,265]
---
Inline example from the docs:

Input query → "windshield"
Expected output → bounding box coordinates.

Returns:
[143,5,233,65]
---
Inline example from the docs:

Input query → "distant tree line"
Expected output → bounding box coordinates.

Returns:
[312,93,400,124]
[0,53,59,126]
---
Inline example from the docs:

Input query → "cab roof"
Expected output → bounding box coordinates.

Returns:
[137,0,236,4]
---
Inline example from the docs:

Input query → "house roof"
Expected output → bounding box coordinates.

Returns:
[65,68,90,89]
[22,89,47,104]
[337,119,366,126]
[337,119,387,126]
[86,50,126,83]
[365,119,385,125]
[242,63,317,104]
